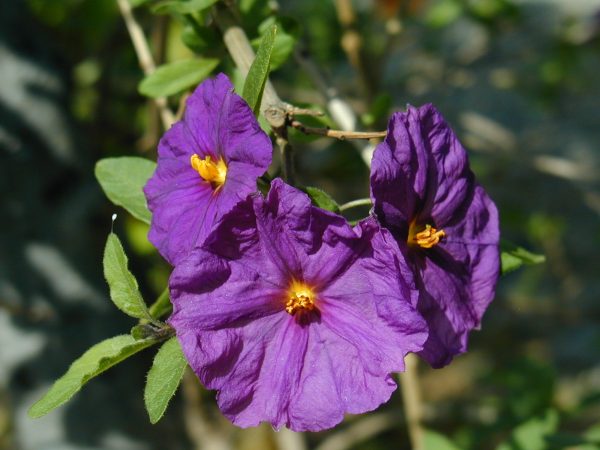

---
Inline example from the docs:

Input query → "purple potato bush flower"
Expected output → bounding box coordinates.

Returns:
[168,179,428,432]
[370,104,500,368]
[144,73,272,266]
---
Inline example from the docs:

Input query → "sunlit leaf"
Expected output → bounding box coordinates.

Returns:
[242,24,277,115]
[28,335,156,418]
[95,157,156,224]
[251,17,298,71]
[138,58,219,98]
[144,337,187,424]
[103,233,150,319]
[501,239,546,275]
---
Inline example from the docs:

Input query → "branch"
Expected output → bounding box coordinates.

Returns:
[398,354,424,450]
[116,0,175,128]
[314,412,401,450]
[274,428,307,450]
[334,0,374,99]
[213,5,283,116]
[291,121,386,140]
[294,48,376,167]
[181,370,233,450]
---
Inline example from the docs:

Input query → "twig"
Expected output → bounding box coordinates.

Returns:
[291,121,386,140]
[339,198,372,211]
[314,412,401,450]
[181,369,233,450]
[116,0,175,128]
[398,354,424,450]
[276,125,295,185]
[274,428,307,450]
[286,106,324,117]
[213,5,282,115]
[214,5,299,186]
[294,48,376,167]
[334,0,374,99]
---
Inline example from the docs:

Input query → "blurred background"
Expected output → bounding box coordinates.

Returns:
[1,0,599,448]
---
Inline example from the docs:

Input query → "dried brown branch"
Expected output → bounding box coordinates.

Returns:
[290,120,386,140]
[115,0,175,128]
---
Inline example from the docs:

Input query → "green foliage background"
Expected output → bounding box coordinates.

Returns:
[1,0,599,448]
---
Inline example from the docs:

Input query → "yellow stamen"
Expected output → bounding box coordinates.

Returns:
[285,280,316,316]
[412,224,446,249]
[190,154,227,187]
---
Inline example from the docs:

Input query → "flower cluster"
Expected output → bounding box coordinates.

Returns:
[144,75,500,432]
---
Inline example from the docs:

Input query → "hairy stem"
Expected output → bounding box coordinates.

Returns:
[339,198,372,211]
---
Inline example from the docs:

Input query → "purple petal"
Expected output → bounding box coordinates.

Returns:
[370,103,500,367]
[168,180,428,431]
[144,73,272,265]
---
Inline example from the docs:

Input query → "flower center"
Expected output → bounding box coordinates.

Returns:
[190,154,227,187]
[285,281,316,316]
[409,223,445,249]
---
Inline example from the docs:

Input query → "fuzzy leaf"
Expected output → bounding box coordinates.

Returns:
[28,335,156,418]
[103,233,150,319]
[501,239,546,275]
[95,157,156,224]
[145,337,187,424]
[242,24,277,115]
[303,186,341,213]
[139,59,219,98]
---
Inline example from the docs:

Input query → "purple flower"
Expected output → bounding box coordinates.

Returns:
[168,179,427,432]
[370,104,500,368]
[144,73,272,265]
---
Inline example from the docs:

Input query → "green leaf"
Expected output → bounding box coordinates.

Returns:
[496,410,559,450]
[242,24,277,115]
[423,430,462,450]
[181,23,219,53]
[303,187,341,213]
[151,0,219,15]
[145,337,187,424]
[138,58,219,98]
[28,335,156,418]
[148,288,172,319]
[95,157,156,224]
[251,18,298,71]
[501,239,546,275]
[103,233,150,319]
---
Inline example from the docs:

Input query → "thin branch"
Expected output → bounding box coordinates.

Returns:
[334,0,374,99]
[314,412,401,450]
[291,120,386,140]
[214,5,301,187]
[181,370,233,450]
[116,0,175,128]
[294,48,376,167]
[339,198,372,211]
[213,5,282,115]
[274,428,307,450]
[398,354,424,450]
